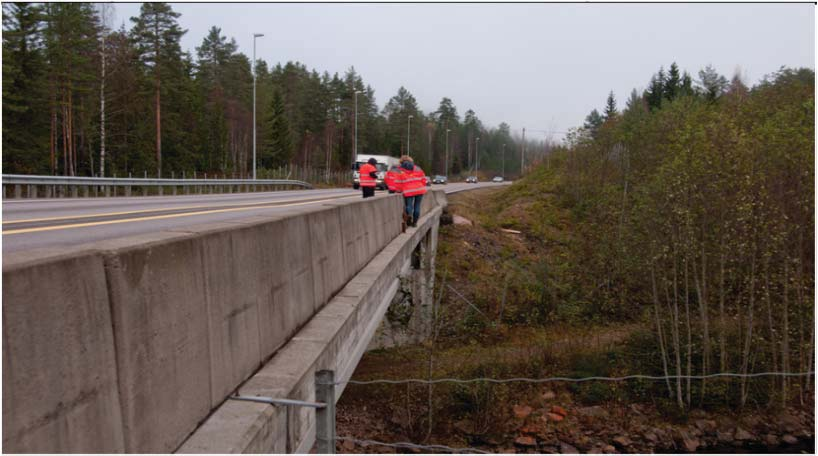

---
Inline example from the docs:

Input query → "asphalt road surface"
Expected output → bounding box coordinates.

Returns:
[3,181,508,254]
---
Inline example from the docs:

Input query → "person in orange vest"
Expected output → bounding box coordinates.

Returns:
[385,164,404,194]
[358,157,378,198]
[399,155,427,227]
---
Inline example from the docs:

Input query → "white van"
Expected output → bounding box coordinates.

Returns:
[352,154,399,190]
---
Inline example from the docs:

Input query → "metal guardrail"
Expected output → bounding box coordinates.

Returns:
[2,174,313,198]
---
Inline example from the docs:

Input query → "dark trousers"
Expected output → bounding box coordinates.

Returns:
[362,186,375,198]
[404,194,423,222]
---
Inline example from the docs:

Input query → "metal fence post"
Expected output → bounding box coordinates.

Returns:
[315,370,336,454]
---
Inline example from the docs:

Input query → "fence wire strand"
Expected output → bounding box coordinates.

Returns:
[336,436,490,454]
[326,371,814,386]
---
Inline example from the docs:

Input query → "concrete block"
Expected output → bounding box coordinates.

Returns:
[305,206,346,312]
[197,226,265,405]
[252,215,316,358]
[102,234,211,453]
[2,251,125,453]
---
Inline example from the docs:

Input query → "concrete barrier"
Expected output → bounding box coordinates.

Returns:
[2,249,125,453]
[178,193,445,453]
[3,190,444,453]
[101,232,212,453]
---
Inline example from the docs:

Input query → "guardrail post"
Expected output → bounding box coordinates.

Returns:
[158,186,164,196]
[27,184,36,199]
[82,185,88,198]
[172,185,177,196]
[125,186,131,197]
[315,370,336,454]
[72,185,79,198]
[104,185,110,197]
[14,184,21,199]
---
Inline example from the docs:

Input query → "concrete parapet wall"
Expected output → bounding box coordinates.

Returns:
[178,196,445,453]
[2,190,435,453]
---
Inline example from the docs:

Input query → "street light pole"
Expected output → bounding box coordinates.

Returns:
[407,114,413,155]
[521,127,526,175]
[354,90,362,165]
[502,143,506,178]
[445,129,451,178]
[252,33,264,180]
[475,137,480,174]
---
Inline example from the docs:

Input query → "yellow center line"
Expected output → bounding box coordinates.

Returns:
[2,193,353,225]
[3,195,359,235]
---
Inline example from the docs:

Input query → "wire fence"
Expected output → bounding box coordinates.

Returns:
[332,371,814,453]
[326,371,814,386]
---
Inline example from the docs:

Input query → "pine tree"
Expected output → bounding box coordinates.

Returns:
[604,91,618,120]
[665,62,681,101]
[131,2,186,177]
[584,109,603,137]
[263,89,292,167]
[697,64,728,102]
[644,67,665,111]
[3,2,50,174]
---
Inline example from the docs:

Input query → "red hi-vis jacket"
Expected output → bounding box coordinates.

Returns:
[402,166,427,197]
[385,166,404,192]
[359,163,377,187]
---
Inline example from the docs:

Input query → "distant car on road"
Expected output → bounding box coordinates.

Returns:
[492,176,504,183]
[432,175,448,184]
[466,176,478,183]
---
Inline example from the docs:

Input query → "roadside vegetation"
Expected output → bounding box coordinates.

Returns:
[337,65,814,453]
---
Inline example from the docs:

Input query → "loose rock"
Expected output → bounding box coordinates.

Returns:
[559,441,579,453]
[515,436,537,447]
[514,405,534,420]
[612,436,632,448]
[547,412,564,422]
[542,390,557,401]
[578,406,608,418]
[782,434,798,445]
[551,405,568,417]
[734,427,754,441]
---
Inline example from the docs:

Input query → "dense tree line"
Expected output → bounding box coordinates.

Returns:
[548,64,814,408]
[3,2,534,179]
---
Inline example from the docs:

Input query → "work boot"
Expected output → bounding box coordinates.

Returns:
[411,217,418,227]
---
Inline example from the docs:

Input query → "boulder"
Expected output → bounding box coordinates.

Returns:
[602,444,617,453]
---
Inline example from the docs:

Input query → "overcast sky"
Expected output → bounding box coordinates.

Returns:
[113,3,814,139]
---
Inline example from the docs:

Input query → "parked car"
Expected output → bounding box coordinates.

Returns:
[432,175,448,184]
[492,176,504,183]
[466,176,478,183]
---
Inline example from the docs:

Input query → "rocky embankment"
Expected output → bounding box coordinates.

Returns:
[479,392,814,454]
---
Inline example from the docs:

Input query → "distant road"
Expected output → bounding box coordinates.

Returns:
[3,182,508,254]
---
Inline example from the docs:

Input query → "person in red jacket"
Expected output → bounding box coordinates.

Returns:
[399,155,427,227]
[385,165,404,194]
[358,157,378,198]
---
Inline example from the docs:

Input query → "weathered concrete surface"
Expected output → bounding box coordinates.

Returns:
[2,249,125,453]
[2,191,414,453]
[177,192,445,453]
[101,231,213,453]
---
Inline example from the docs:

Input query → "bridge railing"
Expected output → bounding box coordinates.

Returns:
[1,174,313,199]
